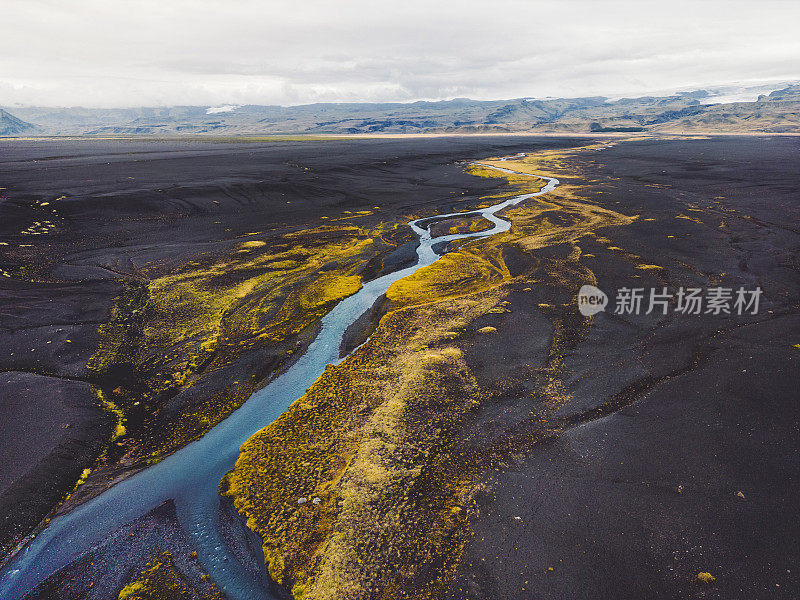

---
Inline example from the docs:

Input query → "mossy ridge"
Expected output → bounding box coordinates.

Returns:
[223,291,500,600]
[385,244,510,310]
[117,551,223,600]
[85,220,409,471]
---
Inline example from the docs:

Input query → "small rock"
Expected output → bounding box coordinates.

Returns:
[297,497,307,504]
[312,497,321,504]
[677,484,684,494]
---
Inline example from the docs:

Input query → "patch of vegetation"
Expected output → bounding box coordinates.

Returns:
[695,571,716,585]
[427,215,494,238]
[117,551,223,600]
[222,295,495,600]
[85,221,411,469]
[385,244,510,310]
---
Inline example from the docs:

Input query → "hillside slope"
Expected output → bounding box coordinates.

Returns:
[0,109,35,136]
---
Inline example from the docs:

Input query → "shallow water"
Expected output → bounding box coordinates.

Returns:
[0,159,558,600]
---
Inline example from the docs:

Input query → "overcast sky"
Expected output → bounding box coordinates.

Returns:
[2,0,799,107]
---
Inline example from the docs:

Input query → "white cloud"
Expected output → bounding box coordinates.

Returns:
[1,0,798,107]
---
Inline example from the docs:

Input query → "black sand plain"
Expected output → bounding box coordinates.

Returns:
[443,136,800,600]
[0,135,798,599]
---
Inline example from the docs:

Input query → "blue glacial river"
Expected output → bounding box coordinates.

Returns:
[0,159,558,600]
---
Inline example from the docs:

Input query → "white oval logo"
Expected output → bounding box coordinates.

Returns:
[577,284,608,316]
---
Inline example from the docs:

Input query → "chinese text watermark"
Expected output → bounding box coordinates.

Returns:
[577,284,762,317]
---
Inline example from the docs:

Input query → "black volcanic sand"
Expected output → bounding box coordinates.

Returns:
[0,373,111,561]
[445,136,800,599]
[0,137,592,571]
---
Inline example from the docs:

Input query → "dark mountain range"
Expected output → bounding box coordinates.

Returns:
[2,85,799,136]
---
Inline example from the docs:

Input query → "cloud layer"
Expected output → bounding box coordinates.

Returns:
[2,0,799,107]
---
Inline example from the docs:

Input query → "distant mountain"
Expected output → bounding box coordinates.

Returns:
[650,85,800,134]
[2,84,799,136]
[0,109,36,136]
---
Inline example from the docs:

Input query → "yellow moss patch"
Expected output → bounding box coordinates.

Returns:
[239,240,267,249]
[75,468,91,486]
[428,215,494,238]
[264,272,362,342]
[386,246,509,310]
[87,222,409,464]
[223,292,498,600]
[118,551,222,600]
[98,390,127,440]
[695,572,716,584]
